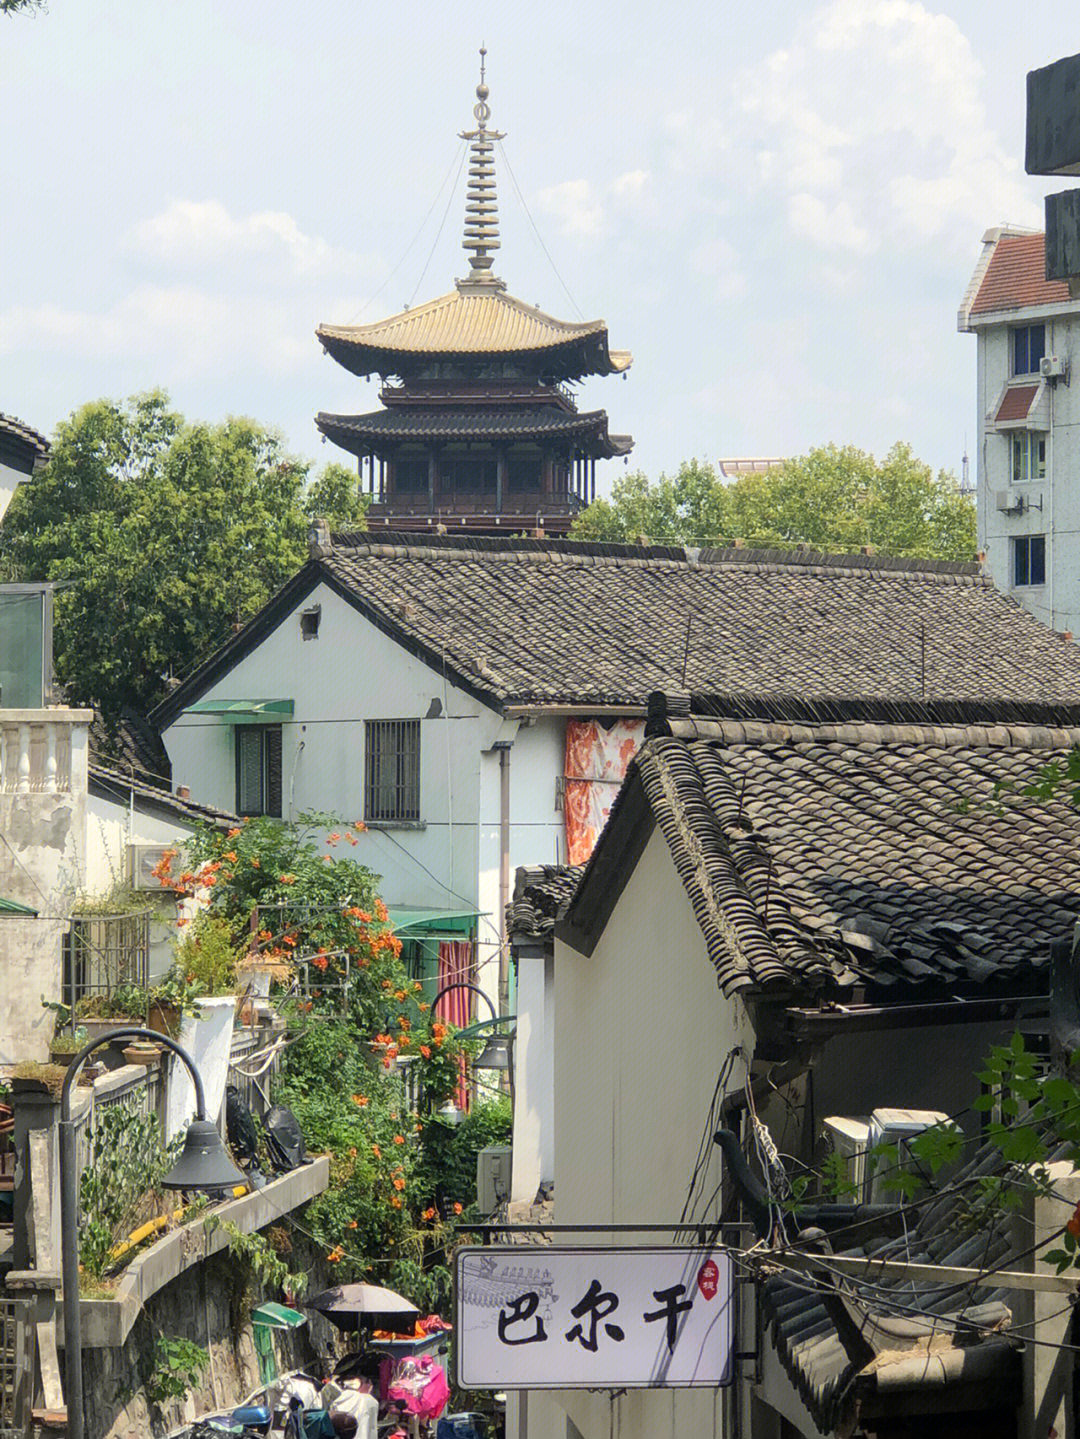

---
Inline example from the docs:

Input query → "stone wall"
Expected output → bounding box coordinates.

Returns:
[82,1236,335,1439]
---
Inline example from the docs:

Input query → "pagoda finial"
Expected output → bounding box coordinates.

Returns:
[458,47,506,291]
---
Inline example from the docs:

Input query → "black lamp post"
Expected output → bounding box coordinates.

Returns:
[59,1026,245,1439]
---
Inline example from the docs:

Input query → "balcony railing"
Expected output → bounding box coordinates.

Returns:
[0,710,91,795]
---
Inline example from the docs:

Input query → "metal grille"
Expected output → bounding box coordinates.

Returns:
[365,719,420,822]
[62,909,150,1008]
[0,1294,23,1439]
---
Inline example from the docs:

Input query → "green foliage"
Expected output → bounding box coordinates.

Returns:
[0,392,311,718]
[79,1105,182,1278]
[142,1335,210,1406]
[571,444,975,561]
[172,914,240,996]
[303,461,370,530]
[202,1217,306,1297]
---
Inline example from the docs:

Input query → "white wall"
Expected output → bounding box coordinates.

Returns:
[975,307,1080,634]
[0,458,26,524]
[163,583,574,1018]
[0,712,90,1063]
[521,827,755,1439]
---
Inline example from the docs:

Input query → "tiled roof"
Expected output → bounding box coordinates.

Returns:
[316,406,633,455]
[969,232,1071,316]
[509,864,584,946]
[314,535,1080,711]
[994,383,1040,423]
[89,763,238,831]
[0,413,49,459]
[317,289,631,376]
[573,718,1080,996]
[156,534,1080,725]
[89,711,172,790]
[762,1137,1026,1432]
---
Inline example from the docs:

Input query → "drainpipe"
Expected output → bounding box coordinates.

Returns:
[493,741,512,1017]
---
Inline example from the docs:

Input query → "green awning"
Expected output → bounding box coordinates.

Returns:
[0,897,37,916]
[387,907,481,937]
[251,1302,306,1329]
[182,699,294,725]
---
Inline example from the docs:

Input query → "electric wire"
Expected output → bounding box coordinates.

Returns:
[407,145,468,310]
[496,141,586,321]
[343,140,467,326]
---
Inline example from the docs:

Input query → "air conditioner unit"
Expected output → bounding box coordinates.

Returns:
[996,489,1024,515]
[129,843,171,890]
[821,1116,870,1203]
[1041,354,1068,380]
[476,1145,512,1215]
[865,1108,952,1206]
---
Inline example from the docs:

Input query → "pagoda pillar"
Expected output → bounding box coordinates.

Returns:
[496,446,507,514]
[427,447,439,513]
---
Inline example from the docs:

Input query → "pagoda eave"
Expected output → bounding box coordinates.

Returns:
[317,407,632,460]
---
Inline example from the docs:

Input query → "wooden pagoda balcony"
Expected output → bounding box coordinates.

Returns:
[366,490,585,537]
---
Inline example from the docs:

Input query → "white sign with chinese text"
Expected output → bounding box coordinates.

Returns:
[455,1246,734,1389]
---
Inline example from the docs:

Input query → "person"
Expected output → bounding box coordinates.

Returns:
[323,1373,378,1439]
[331,1414,358,1438]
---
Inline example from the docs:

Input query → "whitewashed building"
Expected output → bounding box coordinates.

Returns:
[959,226,1080,633]
[508,695,1080,1439]
[0,413,48,524]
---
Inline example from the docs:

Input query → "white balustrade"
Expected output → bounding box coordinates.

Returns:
[0,711,92,794]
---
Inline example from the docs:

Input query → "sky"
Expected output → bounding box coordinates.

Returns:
[3,0,1080,497]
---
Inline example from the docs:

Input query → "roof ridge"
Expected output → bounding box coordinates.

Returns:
[327,530,982,579]
[651,718,1080,750]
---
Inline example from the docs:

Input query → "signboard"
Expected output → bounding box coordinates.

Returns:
[455,1246,733,1389]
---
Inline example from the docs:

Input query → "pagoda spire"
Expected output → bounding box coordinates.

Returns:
[458,46,506,292]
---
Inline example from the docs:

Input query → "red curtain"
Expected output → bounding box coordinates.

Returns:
[436,940,473,1110]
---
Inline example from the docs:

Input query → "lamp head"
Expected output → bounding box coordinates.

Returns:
[163,1118,246,1192]
[474,1034,512,1072]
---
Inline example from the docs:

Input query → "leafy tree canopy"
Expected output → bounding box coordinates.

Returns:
[0,391,363,718]
[571,444,976,561]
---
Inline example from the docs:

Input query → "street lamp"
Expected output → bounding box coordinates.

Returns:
[431,981,515,1097]
[59,1026,245,1439]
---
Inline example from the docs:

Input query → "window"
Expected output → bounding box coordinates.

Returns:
[300,604,321,640]
[1012,535,1046,587]
[1011,431,1046,482]
[235,725,282,816]
[395,453,429,494]
[508,451,542,492]
[1012,324,1046,376]
[365,719,420,822]
[443,451,497,494]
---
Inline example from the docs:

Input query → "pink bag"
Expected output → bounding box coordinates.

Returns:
[388,1357,450,1421]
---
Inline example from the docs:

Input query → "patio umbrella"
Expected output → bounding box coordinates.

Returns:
[306,1283,420,1335]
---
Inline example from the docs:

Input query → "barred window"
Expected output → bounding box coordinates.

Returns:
[236,725,283,817]
[365,719,421,822]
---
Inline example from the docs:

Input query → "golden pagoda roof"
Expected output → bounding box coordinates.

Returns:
[317,287,632,378]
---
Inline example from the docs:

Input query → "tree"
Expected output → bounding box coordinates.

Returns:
[301,460,369,530]
[0,391,357,718]
[571,444,976,561]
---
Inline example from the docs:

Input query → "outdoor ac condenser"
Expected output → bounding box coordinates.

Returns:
[864,1107,952,1205]
[476,1145,512,1214]
[821,1116,870,1202]
[129,843,171,890]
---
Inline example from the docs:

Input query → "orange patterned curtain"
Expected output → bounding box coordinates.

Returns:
[563,719,645,865]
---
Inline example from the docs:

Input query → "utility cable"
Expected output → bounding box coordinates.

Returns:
[407,146,468,310]
[496,142,585,321]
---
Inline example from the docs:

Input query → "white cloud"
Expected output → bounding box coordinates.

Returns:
[734,0,1037,254]
[127,200,366,280]
[690,238,746,302]
[535,179,606,239]
[0,286,316,380]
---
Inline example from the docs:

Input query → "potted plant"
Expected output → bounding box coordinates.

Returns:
[48,1024,88,1069]
[146,970,199,1037]
[74,984,149,1048]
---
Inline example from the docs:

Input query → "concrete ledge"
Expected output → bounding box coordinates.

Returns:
[76,1155,330,1347]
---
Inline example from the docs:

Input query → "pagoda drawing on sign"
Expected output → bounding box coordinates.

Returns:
[316,52,632,536]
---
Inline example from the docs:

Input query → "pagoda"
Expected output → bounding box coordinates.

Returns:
[315,53,632,535]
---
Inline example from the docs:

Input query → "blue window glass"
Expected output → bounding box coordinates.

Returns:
[1012,324,1046,375]
[1012,535,1046,586]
